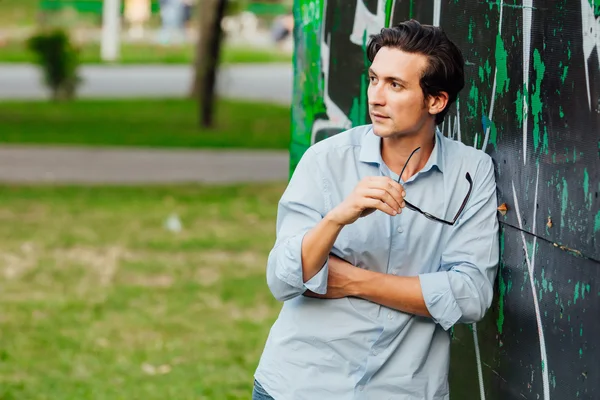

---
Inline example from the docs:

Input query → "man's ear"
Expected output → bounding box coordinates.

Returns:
[428,91,449,117]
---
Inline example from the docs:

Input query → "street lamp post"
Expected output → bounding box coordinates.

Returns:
[101,0,122,62]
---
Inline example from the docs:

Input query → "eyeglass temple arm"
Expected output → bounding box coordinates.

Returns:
[450,172,474,224]
[397,147,421,184]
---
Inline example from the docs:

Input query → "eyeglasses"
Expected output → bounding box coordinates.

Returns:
[397,147,473,226]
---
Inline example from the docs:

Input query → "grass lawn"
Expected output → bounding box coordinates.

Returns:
[0,40,292,65]
[0,99,291,150]
[0,183,285,399]
[0,0,37,26]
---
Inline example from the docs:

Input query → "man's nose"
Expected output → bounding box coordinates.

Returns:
[368,83,385,106]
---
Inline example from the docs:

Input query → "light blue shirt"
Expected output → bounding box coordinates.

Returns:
[255,125,499,400]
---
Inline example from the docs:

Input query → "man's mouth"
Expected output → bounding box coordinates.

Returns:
[370,112,389,119]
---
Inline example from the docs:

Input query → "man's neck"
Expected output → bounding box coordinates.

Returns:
[381,127,436,182]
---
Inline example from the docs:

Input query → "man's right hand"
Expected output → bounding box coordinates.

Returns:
[326,177,406,226]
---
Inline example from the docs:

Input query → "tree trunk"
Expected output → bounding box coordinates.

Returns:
[192,0,228,128]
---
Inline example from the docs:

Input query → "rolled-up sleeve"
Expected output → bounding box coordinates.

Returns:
[266,148,330,301]
[419,156,500,330]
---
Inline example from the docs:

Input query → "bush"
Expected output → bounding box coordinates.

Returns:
[27,30,81,100]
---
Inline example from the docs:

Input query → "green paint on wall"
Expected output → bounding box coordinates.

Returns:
[574,281,580,304]
[560,178,569,227]
[561,65,569,83]
[489,121,498,147]
[468,84,479,117]
[531,49,546,151]
[541,268,549,292]
[589,0,600,16]
[485,59,492,80]
[468,18,475,43]
[583,168,590,206]
[385,0,393,26]
[497,270,506,334]
[349,31,370,127]
[559,107,564,118]
[495,35,509,94]
[291,0,327,164]
[595,211,600,233]
[514,89,523,127]
[497,232,505,334]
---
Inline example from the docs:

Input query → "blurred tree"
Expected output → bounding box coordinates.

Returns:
[192,0,228,128]
[27,30,81,101]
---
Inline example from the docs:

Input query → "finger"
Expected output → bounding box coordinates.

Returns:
[362,196,399,216]
[371,176,406,207]
[365,177,406,201]
[362,187,402,212]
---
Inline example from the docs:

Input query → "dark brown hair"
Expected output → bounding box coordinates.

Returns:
[367,20,465,125]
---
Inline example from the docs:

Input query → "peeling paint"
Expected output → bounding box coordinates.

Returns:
[292,2,600,399]
[531,49,546,151]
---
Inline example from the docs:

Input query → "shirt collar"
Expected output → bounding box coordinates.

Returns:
[358,126,382,165]
[420,128,445,174]
[358,126,445,173]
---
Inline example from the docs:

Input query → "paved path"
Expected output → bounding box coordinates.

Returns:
[0,63,293,105]
[0,146,289,184]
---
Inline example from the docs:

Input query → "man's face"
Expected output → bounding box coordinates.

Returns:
[367,47,433,139]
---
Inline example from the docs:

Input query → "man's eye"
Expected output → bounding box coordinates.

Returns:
[369,76,377,83]
[391,82,401,88]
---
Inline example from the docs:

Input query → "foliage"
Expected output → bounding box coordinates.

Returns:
[26,30,81,101]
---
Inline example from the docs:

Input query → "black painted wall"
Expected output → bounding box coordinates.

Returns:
[292,1,600,398]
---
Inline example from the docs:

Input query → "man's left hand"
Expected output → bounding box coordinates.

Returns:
[304,255,361,299]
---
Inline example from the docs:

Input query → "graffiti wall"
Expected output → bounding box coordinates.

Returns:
[291,0,600,399]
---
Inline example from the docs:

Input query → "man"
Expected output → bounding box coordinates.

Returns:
[253,20,499,400]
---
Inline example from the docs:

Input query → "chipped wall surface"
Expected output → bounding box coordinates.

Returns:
[291,0,600,398]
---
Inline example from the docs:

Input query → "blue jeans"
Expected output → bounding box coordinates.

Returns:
[252,379,275,400]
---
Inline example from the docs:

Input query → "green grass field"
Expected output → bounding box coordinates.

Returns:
[0,99,291,150]
[0,0,38,26]
[0,40,292,65]
[0,183,285,399]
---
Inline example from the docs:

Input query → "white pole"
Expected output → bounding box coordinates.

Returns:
[433,0,441,27]
[101,0,122,62]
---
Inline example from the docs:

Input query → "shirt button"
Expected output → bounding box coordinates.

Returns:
[397,226,403,233]
[388,313,393,320]
[372,349,378,355]
[358,385,364,391]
